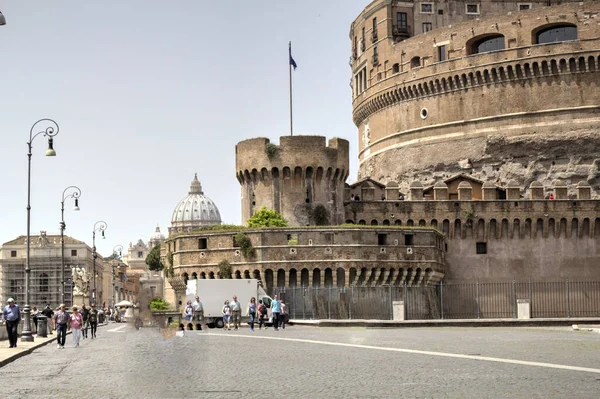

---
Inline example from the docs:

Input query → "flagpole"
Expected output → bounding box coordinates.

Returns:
[289,41,293,136]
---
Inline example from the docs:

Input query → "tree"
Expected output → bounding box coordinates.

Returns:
[145,245,164,271]
[218,260,233,279]
[247,206,288,227]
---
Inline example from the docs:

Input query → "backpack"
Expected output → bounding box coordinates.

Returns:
[259,304,267,316]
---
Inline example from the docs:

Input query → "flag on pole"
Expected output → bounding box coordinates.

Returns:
[289,45,297,70]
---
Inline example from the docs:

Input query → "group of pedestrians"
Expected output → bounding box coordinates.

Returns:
[220,294,288,332]
[54,303,99,349]
[1,297,107,349]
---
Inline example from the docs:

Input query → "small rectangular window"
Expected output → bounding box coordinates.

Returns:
[10,250,17,258]
[324,233,334,245]
[232,236,240,248]
[518,3,531,11]
[422,23,433,33]
[396,12,407,30]
[420,3,433,14]
[71,250,77,257]
[466,4,480,14]
[404,234,414,246]
[476,242,487,254]
[438,45,447,62]
[378,233,388,245]
[287,234,298,245]
[138,251,143,258]
[198,238,208,250]
[372,17,377,42]
[438,9,444,15]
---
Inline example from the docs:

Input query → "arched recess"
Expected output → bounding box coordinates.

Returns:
[208,271,214,280]
[383,219,390,226]
[533,23,577,45]
[466,34,505,55]
[191,272,198,280]
[582,218,590,238]
[201,272,207,279]
[324,268,333,287]
[371,220,378,226]
[313,268,321,288]
[277,269,285,287]
[336,268,345,288]
[571,218,579,238]
[535,218,544,238]
[264,269,274,289]
[524,218,532,239]
[182,272,189,285]
[253,269,261,281]
[301,268,309,287]
[349,268,357,286]
[243,270,250,279]
[234,270,241,279]
[289,268,297,287]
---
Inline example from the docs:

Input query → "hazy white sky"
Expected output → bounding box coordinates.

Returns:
[0,1,364,256]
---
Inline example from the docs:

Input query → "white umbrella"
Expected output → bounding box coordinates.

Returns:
[115,300,133,307]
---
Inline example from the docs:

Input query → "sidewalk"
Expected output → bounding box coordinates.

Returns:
[0,323,110,368]
[289,317,600,328]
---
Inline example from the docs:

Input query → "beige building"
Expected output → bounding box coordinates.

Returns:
[0,232,105,308]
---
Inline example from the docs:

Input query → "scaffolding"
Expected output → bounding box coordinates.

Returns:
[0,256,86,309]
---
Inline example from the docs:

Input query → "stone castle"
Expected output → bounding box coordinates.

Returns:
[162,0,600,306]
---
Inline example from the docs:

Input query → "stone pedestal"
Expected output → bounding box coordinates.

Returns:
[72,294,88,308]
[392,301,406,321]
[517,299,530,319]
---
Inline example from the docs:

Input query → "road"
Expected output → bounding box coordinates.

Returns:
[1,323,599,398]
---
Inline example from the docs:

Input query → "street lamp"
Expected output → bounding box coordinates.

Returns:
[60,186,81,306]
[0,11,6,25]
[91,221,107,305]
[23,119,59,343]
[111,245,123,307]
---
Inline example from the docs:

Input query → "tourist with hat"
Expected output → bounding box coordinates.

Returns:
[1,298,20,348]
[53,304,70,349]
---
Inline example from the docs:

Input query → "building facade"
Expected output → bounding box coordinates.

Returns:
[0,232,104,308]
[351,0,600,196]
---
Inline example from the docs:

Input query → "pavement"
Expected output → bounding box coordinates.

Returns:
[2,323,600,398]
[0,322,110,368]
[289,316,600,328]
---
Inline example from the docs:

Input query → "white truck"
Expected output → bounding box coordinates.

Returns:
[185,279,272,328]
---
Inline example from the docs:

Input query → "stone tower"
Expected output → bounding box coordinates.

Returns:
[236,135,350,226]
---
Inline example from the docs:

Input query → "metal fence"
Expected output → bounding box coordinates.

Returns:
[270,281,600,320]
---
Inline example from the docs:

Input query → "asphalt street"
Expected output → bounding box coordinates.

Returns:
[0,324,599,398]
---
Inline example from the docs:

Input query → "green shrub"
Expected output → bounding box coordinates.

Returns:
[150,297,170,311]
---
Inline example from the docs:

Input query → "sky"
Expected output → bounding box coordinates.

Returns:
[0,1,365,257]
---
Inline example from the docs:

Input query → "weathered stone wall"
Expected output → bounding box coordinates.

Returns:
[345,180,600,281]
[350,1,600,196]
[236,136,350,226]
[164,227,446,289]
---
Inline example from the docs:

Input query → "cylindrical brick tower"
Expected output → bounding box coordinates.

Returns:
[236,136,350,226]
[350,0,600,196]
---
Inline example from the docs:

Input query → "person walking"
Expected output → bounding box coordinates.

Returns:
[230,295,241,330]
[280,299,287,330]
[41,304,54,334]
[246,297,257,332]
[271,295,281,331]
[192,295,203,331]
[257,299,268,330]
[70,307,83,348]
[88,304,99,339]
[222,300,231,330]
[54,304,69,349]
[80,304,90,339]
[31,306,39,333]
[1,298,20,348]
[184,300,193,322]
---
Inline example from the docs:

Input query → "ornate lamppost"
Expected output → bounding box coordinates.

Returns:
[111,245,123,307]
[23,119,59,343]
[91,221,107,305]
[60,186,81,305]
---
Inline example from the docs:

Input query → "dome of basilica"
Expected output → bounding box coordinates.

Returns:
[170,174,221,233]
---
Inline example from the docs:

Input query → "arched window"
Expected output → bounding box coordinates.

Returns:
[468,34,505,55]
[535,24,577,45]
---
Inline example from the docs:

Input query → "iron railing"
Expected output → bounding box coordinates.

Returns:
[270,280,600,320]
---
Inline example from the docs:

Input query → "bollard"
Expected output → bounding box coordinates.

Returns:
[37,315,48,338]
